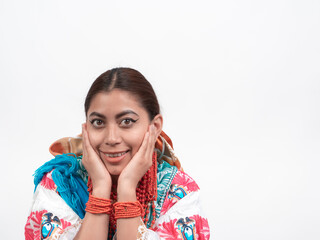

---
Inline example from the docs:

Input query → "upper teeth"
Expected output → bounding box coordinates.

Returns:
[105,151,127,157]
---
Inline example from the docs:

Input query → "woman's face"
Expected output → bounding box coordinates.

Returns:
[86,89,152,177]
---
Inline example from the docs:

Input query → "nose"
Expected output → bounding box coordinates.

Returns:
[104,125,121,146]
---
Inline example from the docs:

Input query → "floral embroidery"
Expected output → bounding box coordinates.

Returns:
[40,212,71,239]
[193,215,210,240]
[156,215,210,240]
[153,220,180,240]
[161,170,200,215]
[40,172,57,191]
[174,171,200,193]
[168,184,188,201]
[176,217,196,240]
[25,210,48,240]
[25,210,71,240]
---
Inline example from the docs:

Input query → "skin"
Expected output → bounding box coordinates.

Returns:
[75,89,163,240]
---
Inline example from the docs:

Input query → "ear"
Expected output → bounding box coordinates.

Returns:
[151,114,163,138]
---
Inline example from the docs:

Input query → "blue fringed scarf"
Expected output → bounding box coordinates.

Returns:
[33,153,89,219]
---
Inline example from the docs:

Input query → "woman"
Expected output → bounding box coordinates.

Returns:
[25,68,210,239]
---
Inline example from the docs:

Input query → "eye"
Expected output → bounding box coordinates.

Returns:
[90,119,104,128]
[119,118,137,127]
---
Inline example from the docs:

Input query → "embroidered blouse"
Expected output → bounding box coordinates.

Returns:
[25,135,210,239]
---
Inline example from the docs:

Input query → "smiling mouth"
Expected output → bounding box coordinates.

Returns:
[104,150,129,158]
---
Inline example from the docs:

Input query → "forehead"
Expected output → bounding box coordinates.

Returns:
[87,90,145,115]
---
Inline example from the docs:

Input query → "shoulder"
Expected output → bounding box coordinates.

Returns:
[25,154,89,239]
[171,170,200,194]
[33,154,89,218]
[34,154,87,187]
[160,169,200,216]
[154,169,211,239]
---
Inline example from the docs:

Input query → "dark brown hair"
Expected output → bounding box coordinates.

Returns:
[84,67,160,121]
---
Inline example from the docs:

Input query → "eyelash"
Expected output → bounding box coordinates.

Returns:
[90,118,138,128]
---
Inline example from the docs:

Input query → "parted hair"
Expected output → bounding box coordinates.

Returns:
[84,67,160,121]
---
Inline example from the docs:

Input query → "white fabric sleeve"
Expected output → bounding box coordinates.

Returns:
[25,176,82,240]
[138,190,210,240]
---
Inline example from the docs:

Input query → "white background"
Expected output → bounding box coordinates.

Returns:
[1,0,320,239]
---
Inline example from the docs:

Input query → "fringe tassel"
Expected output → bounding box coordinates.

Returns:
[33,153,89,219]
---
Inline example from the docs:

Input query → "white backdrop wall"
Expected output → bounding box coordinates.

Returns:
[1,0,320,239]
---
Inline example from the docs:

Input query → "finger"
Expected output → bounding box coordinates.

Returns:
[82,123,97,158]
[83,123,99,156]
[151,125,157,145]
[146,125,156,158]
[139,128,150,154]
[151,125,158,154]
[82,124,86,149]
[82,124,90,150]
[82,123,88,158]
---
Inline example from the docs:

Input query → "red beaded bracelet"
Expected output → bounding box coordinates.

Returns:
[114,201,144,219]
[85,194,113,215]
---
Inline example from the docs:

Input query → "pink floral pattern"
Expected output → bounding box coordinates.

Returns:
[153,221,180,240]
[25,210,71,240]
[25,210,48,240]
[192,214,211,239]
[156,215,210,240]
[174,171,200,193]
[161,170,200,215]
[40,172,57,191]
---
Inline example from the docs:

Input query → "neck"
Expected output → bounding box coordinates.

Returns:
[111,175,119,191]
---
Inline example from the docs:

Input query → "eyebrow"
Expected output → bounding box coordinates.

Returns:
[89,110,139,119]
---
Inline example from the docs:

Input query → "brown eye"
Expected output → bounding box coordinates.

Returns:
[91,119,104,128]
[120,118,137,127]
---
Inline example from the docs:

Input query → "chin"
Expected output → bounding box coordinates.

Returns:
[107,167,124,177]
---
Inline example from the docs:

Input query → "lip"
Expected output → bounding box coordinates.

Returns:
[102,150,129,154]
[101,150,129,163]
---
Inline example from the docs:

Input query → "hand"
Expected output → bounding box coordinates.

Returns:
[117,125,157,192]
[82,123,112,196]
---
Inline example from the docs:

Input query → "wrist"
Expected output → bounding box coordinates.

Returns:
[90,177,112,197]
[117,183,137,202]
[117,177,138,190]
[86,194,113,215]
[92,186,111,198]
